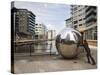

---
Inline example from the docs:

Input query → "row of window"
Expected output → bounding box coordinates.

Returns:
[35,29,42,31]
[72,9,85,15]
[29,16,35,21]
[16,11,27,14]
[29,21,35,25]
[72,12,85,18]
[84,27,97,40]
[74,24,83,28]
[73,18,85,24]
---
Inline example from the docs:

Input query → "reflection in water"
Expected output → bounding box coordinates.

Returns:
[34,42,47,53]
[15,40,58,54]
[15,30,57,55]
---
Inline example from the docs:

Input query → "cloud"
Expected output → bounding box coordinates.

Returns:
[44,3,48,8]
[46,24,55,30]
[14,1,70,35]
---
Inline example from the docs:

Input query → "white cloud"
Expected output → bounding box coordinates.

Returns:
[14,1,70,35]
[46,24,55,30]
[44,3,48,8]
[46,23,66,35]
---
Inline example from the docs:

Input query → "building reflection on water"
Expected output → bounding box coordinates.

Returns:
[14,30,57,56]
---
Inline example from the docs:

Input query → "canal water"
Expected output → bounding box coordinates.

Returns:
[15,40,58,54]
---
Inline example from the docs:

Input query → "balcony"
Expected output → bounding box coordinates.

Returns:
[77,25,86,32]
[86,6,96,12]
[86,15,97,23]
[86,8,96,16]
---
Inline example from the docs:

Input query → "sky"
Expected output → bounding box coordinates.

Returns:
[14,1,71,34]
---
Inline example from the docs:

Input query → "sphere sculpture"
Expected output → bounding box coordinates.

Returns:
[55,28,82,58]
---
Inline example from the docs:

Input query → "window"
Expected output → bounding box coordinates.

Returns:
[35,29,38,31]
[79,9,82,12]
[79,19,82,21]
[74,7,77,11]
[74,25,77,28]
[79,24,82,26]
[36,24,38,25]
[83,17,85,20]
[79,5,81,7]
[74,20,78,24]
[79,13,83,16]
[35,35,38,39]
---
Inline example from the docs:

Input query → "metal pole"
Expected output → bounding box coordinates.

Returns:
[29,44,32,56]
[50,30,53,56]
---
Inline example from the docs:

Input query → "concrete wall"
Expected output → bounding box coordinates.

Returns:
[87,40,97,46]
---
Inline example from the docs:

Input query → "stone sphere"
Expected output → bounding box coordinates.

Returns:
[55,28,82,58]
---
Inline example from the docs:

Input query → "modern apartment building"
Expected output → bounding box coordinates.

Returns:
[33,23,47,53]
[34,23,47,39]
[28,11,36,35]
[11,7,36,40]
[70,5,97,40]
[65,17,72,28]
[71,5,86,30]
[15,9,29,34]
[84,6,97,40]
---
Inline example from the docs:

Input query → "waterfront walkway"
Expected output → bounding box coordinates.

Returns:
[13,46,97,74]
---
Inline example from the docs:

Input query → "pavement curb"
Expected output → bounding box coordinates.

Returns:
[89,45,97,49]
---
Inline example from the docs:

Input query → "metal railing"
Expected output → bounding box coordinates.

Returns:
[14,39,55,56]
